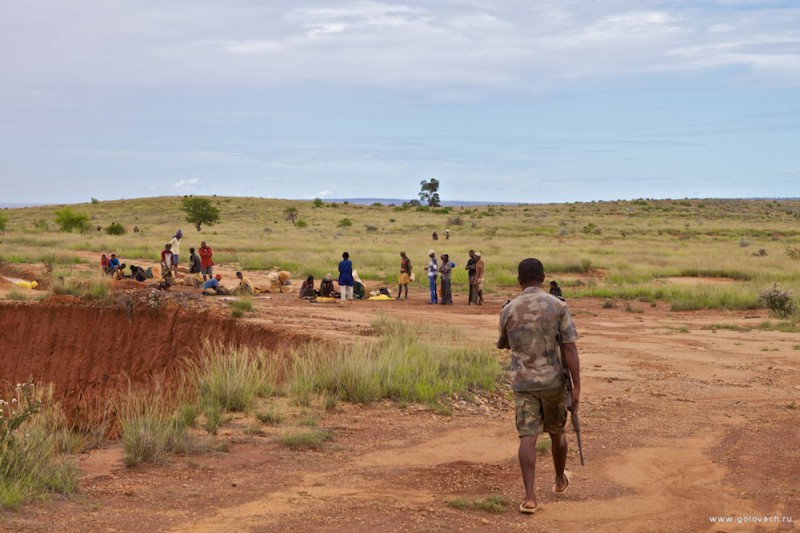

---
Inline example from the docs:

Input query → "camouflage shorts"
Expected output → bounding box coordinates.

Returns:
[514,388,567,437]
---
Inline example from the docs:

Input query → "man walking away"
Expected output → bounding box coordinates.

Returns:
[338,252,354,302]
[398,251,412,300]
[497,258,581,514]
[466,250,477,304]
[426,249,438,304]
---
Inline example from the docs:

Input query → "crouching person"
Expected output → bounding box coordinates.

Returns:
[202,274,228,295]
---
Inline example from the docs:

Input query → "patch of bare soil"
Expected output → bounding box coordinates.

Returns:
[0,281,798,532]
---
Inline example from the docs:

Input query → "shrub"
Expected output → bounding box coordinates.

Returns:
[312,198,324,208]
[0,213,7,234]
[54,207,90,233]
[365,225,378,232]
[758,284,796,318]
[105,222,126,235]
[296,219,307,228]
[447,214,464,226]
[785,246,800,260]
[90,197,100,204]
[337,218,353,227]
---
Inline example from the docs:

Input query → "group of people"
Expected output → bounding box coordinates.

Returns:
[396,249,484,305]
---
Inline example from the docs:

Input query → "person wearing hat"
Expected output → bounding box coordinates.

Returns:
[426,249,439,304]
[202,273,227,295]
[169,230,182,271]
[320,273,335,297]
[398,251,412,300]
[474,251,485,305]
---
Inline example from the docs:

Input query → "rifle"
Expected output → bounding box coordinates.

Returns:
[558,333,585,466]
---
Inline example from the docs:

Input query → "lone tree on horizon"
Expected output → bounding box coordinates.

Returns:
[284,206,299,226]
[181,196,221,231]
[419,179,441,207]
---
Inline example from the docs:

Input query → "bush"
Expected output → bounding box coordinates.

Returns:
[447,214,464,226]
[365,225,378,232]
[54,207,90,233]
[313,198,324,208]
[296,219,307,228]
[758,284,796,318]
[337,218,353,227]
[0,213,7,234]
[785,246,800,260]
[105,222,126,235]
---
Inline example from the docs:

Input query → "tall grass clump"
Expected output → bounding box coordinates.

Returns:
[289,319,500,407]
[187,342,278,414]
[0,383,79,509]
[117,378,191,466]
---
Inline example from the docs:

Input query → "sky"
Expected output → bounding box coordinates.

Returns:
[0,1,798,205]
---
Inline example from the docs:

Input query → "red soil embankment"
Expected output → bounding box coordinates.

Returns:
[0,298,303,417]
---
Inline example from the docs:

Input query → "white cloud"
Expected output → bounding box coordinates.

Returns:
[174,178,202,190]
[1,1,799,93]
[316,190,332,198]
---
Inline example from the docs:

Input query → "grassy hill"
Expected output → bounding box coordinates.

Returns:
[2,196,800,310]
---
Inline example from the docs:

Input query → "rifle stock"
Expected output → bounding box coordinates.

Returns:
[558,334,585,466]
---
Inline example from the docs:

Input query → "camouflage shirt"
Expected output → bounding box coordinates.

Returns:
[498,286,579,392]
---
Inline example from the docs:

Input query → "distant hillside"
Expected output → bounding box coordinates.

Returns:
[324,198,523,206]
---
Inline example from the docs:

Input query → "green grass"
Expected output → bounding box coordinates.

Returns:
[3,196,800,311]
[473,495,511,513]
[288,318,500,407]
[276,429,334,450]
[255,409,285,426]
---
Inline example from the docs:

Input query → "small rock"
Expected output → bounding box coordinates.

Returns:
[480,518,490,525]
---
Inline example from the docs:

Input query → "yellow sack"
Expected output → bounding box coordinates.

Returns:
[14,280,38,290]
[367,294,394,301]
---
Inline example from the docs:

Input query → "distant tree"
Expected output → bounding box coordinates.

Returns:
[0,212,7,234]
[313,198,324,208]
[54,207,90,233]
[419,179,441,207]
[284,207,299,226]
[181,197,221,231]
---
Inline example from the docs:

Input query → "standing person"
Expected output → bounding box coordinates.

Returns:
[169,230,182,271]
[497,258,581,514]
[188,247,201,275]
[474,251,485,305]
[199,241,214,281]
[432,231,438,241]
[338,252,354,302]
[466,250,478,304]
[439,253,454,305]
[445,229,450,240]
[398,251,412,300]
[426,249,438,304]
[160,243,173,274]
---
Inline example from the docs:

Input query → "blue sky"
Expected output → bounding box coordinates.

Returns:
[1,1,798,204]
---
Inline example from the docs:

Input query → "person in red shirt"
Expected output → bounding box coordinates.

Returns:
[199,241,214,281]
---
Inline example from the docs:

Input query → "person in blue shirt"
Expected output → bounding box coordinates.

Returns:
[108,254,121,275]
[338,251,354,302]
[202,274,227,294]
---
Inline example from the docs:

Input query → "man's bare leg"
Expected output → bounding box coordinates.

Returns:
[550,432,569,492]
[519,435,538,509]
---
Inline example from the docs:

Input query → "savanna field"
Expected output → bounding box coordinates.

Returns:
[0,197,798,531]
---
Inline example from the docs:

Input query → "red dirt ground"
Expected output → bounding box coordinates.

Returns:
[0,270,798,532]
